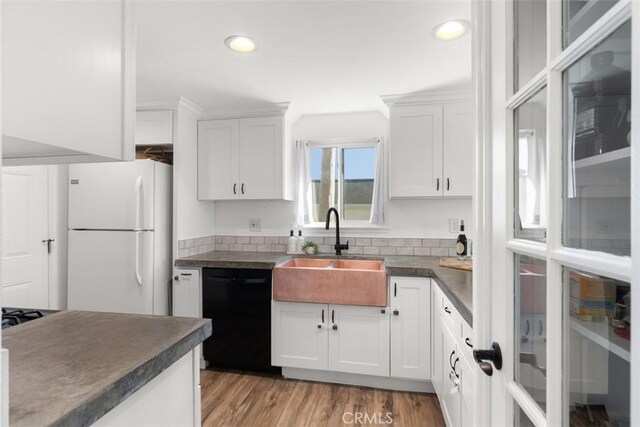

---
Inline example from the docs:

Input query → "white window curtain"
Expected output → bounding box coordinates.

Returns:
[295,140,312,225]
[369,139,385,225]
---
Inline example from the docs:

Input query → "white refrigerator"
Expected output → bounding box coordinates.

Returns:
[67,159,172,315]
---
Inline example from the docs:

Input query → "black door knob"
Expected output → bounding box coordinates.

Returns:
[473,342,503,376]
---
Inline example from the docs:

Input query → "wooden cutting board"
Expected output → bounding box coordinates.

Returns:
[439,257,473,271]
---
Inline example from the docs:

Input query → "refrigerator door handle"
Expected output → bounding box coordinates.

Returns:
[135,175,143,230]
[135,231,143,286]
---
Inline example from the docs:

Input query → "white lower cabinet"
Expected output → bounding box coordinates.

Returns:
[272,301,328,370]
[328,305,389,376]
[390,277,431,380]
[433,285,476,427]
[172,269,201,318]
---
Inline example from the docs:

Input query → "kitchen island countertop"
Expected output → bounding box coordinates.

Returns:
[176,251,472,325]
[3,310,211,427]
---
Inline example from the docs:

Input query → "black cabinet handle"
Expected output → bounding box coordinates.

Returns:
[233,183,237,195]
[538,320,543,336]
[444,307,451,314]
[393,309,399,316]
[465,337,473,348]
[332,310,335,324]
[436,178,440,191]
[453,357,460,378]
[449,349,456,369]
[525,319,530,335]
[180,273,192,276]
[447,178,450,191]
[321,309,324,323]
[394,283,397,297]
[241,183,245,194]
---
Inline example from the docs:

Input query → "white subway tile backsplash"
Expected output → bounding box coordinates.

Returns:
[388,238,406,247]
[236,236,250,244]
[363,246,380,255]
[371,238,389,247]
[346,246,364,254]
[250,236,264,245]
[431,248,448,256]
[265,236,279,245]
[422,239,440,247]
[222,236,236,244]
[396,247,414,256]
[439,239,456,248]
[356,238,372,246]
[406,238,422,247]
[242,244,257,252]
[216,243,230,252]
[229,244,243,252]
[380,246,397,256]
[414,247,432,256]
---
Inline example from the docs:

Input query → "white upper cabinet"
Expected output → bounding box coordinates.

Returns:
[389,105,444,197]
[198,119,239,200]
[2,0,136,165]
[443,102,473,197]
[384,92,473,198]
[198,110,291,201]
[136,111,173,146]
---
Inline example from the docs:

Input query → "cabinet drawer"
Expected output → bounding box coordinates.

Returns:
[460,319,474,364]
[441,293,462,339]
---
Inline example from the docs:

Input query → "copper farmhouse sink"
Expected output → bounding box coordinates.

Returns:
[273,258,387,307]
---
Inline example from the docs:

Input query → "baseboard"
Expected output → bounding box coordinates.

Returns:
[281,367,435,393]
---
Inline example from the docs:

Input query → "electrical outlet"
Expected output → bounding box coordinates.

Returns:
[449,218,460,234]
[249,218,262,232]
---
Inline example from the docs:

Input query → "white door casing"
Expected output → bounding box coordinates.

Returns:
[1,166,50,309]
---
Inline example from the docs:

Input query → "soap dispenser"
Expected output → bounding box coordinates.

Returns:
[296,230,305,254]
[287,230,297,254]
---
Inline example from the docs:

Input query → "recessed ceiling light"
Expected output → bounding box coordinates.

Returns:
[225,35,256,53]
[432,20,470,41]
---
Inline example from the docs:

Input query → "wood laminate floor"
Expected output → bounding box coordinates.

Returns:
[201,369,445,427]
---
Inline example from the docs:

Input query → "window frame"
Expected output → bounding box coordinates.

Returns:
[302,137,383,229]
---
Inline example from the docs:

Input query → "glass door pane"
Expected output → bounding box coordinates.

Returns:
[562,22,631,256]
[564,267,630,426]
[564,0,620,48]
[515,88,547,242]
[514,0,547,90]
[515,254,547,411]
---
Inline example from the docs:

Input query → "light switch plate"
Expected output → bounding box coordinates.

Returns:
[249,218,262,232]
[449,218,460,234]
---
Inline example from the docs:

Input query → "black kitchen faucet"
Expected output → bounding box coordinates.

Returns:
[325,207,349,255]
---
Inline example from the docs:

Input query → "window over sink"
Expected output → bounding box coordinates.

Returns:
[296,138,384,227]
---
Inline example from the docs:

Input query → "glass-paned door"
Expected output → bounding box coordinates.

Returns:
[484,0,635,425]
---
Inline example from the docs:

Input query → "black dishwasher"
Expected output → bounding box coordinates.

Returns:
[201,268,279,373]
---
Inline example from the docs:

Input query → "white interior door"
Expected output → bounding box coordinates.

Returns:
[67,230,154,315]
[68,160,155,230]
[482,0,637,426]
[1,166,50,309]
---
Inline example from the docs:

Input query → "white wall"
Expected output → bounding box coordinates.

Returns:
[174,107,216,245]
[214,111,473,239]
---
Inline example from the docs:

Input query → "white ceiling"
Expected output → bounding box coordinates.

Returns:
[137,0,472,116]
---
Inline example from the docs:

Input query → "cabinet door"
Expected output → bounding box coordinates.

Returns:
[440,321,461,427]
[390,277,431,380]
[136,111,173,145]
[198,119,239,200]
[328,305,390,376]
[432,285,444,395]
[272,301,328,370]
[390,104,443,198]
[238,116,283,199]
[172,269,201,318]
[443,102,473,197]
[458,350,475,427]
[3,0,135,163]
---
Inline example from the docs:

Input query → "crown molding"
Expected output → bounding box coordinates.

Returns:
[200,102,290,120]
[381,90,471,107]
[136,96,203,119]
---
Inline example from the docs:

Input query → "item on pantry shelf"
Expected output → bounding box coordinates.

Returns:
[456,220,467,258]
[287,230,297,254]
[569,270,616,319]
[296,230,305,253]
[302,241,319,255]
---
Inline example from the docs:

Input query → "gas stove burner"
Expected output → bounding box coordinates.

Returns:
[1,308,48,328]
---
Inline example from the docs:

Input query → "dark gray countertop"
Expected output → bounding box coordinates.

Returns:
[3,310,211,427]
[176,251,472,325]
